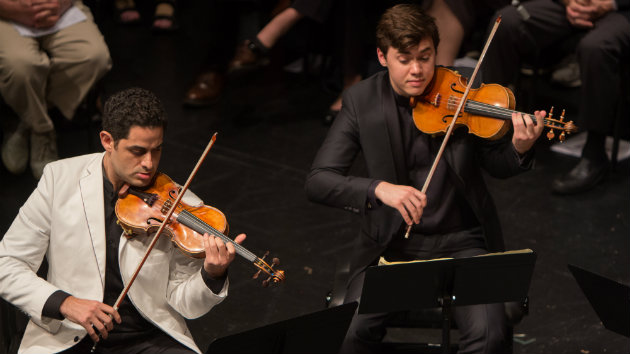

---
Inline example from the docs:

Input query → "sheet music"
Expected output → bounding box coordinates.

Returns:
[12,5,87,38]
[378,248,533,266]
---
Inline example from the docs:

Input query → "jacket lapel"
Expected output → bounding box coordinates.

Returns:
[79,153,107,288]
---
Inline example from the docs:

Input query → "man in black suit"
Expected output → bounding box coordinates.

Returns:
[305,4,546,353]
[482,0,630,195]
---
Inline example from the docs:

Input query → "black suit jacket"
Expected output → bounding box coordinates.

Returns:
[305,69,533,282]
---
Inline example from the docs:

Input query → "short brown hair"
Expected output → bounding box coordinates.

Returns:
[102,87,168,142]
[376,4,440,54]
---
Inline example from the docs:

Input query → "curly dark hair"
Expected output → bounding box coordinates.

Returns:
[102,87,168,142]
[376,4,440,55]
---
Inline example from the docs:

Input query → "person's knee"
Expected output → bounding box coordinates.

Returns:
[0,52,47,85]
[83,40,112,77]
[458,305,508,354]
[494,5,522,33]
[462,320,508,353]
[489,6,525,50]
[485,324,509,353]
[577,34,607,58]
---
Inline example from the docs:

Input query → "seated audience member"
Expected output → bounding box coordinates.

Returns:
[184,0,332,106]
[0,0,111,179]
[482,0,630,195]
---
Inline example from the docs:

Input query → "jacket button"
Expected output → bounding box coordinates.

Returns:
[74,336,79,342]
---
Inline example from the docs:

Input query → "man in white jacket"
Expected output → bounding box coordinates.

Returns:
[0,87,246,354]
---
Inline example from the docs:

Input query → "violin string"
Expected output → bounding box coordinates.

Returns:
[127,191,260,263]
[447,96,566,128]
[177,210,258,262]
[467,101,566,128]
[447,95,519,119]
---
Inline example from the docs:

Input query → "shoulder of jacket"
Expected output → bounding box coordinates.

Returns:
[47,152,102,169]
[42,152,103,181]
[345,70,386,104]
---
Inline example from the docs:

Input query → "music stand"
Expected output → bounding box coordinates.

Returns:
[568,263,630,338]
[359,250,536,354]
[206,302,357,354]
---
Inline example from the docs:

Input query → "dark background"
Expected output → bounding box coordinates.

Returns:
[1,1,628,353]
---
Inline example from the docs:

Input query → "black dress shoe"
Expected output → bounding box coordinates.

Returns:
[323,109,339,126]
[552,157,609,195]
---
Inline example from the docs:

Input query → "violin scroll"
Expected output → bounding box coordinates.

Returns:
[252,251,285,286]
[545,106,578,142]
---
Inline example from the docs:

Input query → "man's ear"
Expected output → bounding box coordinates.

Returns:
[377,47,388,67]
[100,131,115,152]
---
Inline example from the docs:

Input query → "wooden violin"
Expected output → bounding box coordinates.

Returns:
[115,172,285,286]
[403,18,574,240]
[410,66,578,141]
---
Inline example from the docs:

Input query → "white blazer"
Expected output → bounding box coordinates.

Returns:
[0,152,228,354]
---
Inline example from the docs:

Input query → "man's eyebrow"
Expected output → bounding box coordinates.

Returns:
[398,47,432,55]
[127,143,163,151]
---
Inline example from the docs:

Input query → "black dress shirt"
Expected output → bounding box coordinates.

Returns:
[371,83,486,260]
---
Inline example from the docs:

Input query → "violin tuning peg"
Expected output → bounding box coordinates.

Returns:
[559,131,566,142]
[548,106,554,119]
[560,109,566,122]
[261,251,269,261]
[272,258,280,267]
[262,278,270,287]
[252,269,262,279]
[546,129,555,140]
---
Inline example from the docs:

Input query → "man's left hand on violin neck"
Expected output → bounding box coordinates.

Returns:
[203,233,247,278]
[511,110,546,155]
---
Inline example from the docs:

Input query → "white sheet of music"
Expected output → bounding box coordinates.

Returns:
[12,5,87,38]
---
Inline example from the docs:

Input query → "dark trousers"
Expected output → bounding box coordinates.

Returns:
[57,331,196,354]
[339,245,508,354]
[481,0,630,137]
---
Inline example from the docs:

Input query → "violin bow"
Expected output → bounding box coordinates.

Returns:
[91,134,217,352]
[404,17,502,239]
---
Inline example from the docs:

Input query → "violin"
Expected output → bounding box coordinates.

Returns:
[115,172,285,286]
[403,18,576,240]
[410,66,578,141]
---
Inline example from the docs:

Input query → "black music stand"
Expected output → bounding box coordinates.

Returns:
[359,250,536,354]
[568,263,630,338]
[206,302,357,354]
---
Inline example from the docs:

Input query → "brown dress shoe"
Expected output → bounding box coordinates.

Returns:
[228,39,269,73]
[183,71,225,107]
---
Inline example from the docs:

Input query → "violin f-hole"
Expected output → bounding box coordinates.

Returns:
[450,82,464,95]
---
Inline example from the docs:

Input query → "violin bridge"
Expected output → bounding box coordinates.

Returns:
[161,199,173,214]
[431,93,441,107]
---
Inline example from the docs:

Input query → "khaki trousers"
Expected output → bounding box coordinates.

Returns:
[0,1,111,133]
